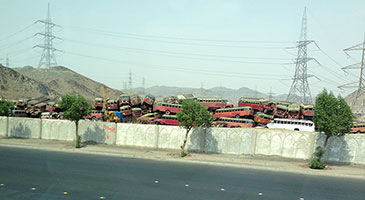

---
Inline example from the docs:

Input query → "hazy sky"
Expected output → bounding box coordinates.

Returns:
[0,0,364,98]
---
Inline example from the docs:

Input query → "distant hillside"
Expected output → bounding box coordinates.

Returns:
[0,64,59,100]
[345,89,365,114]
[133,86,289,103]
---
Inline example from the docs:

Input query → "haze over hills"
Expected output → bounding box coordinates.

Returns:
[1,65,123,102]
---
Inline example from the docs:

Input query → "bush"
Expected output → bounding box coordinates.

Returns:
[310,146,326,169]
[76,135,82,148]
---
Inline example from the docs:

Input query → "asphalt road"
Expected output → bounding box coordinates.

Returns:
[0,146,365,200]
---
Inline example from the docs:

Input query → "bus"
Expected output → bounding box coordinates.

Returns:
[119,105,132,116]
[118,95,130,106]
[155,114,179,126]
[93,98,103,110]
[273,104,288,118]
[266,118,315,132]
[143,94,155,107]
[254,112,274,125]
[107,99,119,111]
[287,104,300,119]
[214,107,253,119]
[214,117,255,128]
[132,108,142,118]
[163,96,178,104]
[45,102,55,112]
[238,98,274,112]
[130,95,142,107]
[83,110,103,120]
[350,122,365,134]
[153,102,182,115]
[301,104,314,120]
[197,98,226,111]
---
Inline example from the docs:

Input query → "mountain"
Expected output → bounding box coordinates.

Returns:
[345,89,364,114]
[133,85,288,103]
[0,64,59,100]
[1,65,122,102]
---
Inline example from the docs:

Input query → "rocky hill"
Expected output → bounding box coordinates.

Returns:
[345,89,365,114]
[0,64,59,100]
[1,65,122,102]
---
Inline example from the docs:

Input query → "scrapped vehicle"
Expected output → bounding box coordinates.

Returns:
[267,118,315,132]
[224,100,234,108]
[153,102,182,115]
[45,102,55,112]
[120,105,132,116]
[214,117,255,128]
[93,98,104,110]
[273,104,288,118]
[155,114,179,126]
[107,99,119,111]
[132,108,142,118]
[350,122,365,134]
[238,98,274,113]
[118,95,131,106]
[254,112,274,125]
[214,106,253,119]
[196,98,226,111]
[300,104,314,120]
[287,104,300,119]
[104,111,122,123]
[163,96,178,104]
[137,113,156,124]
[83,110,103,120]
[130,95,142,107]
[40,112,51,119]
[143,94,155,107]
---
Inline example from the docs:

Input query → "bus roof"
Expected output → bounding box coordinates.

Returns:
[95,98,103,101]
[239,98,269,102]
[288,104,300,111]
[154,102,181,107]
[196,97,225,101]
[272,118,314,123]
[132,108,142,111]
[219,117,255,124]
[255,112,273,119]
[276,105,288,110]
[120,105,131,109]
[216,106,252,111]
[162,114,177,118]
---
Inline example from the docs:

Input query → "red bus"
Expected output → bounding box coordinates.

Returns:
[254,112,274,125]
[93,98,103,110]
[300,104,314,120]
[143,94,155,107]
[118,95,130,106]
[83,110,103,120]
[155,114,179,126]
[287,104,300,119]
[163,96,178,104]
[45,102,55,112]
[214,117,255,128]
[153,102,182,115]
[132,108,142,118]
[273,104,288,118]
[107,100,119,111]
[197,98,226,111]
[130,95,142,107]
[214,107,253,119]
[119,105,132,116]
[238,98,274,112]
[350,122,365,134]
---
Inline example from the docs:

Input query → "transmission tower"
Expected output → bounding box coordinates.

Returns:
[268,87,275,101]
[142,77,145,93]
[128,71,132,90]
[5,55,9,67]
[338,33,365,107]
[34,3,60,68]
[287,8,314,104]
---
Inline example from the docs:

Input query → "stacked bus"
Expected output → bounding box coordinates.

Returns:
[93,98,104,110]
[155,114,179,126]
[287,104,300,119]
[120,105,132,116]
[350,122,365,134]
[214,107,253,119]
[153,102,182,115]
[273,104,288,118]
[214,117,255,128]
[107,99,119,111]
[197,98,226,112]
[118,95,130,106]
[300,104,314,120]
[254,112,274,125]
[238,98,275,113]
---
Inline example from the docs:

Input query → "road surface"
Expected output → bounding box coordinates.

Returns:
[0,146,364,200]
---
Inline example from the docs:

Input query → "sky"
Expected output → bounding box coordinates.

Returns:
[0,0,364,98]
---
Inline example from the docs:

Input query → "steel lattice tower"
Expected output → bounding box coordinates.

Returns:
[287,8,314,104]
[339,33,365,107]
[34,3,60,68]
[128,71,132,89]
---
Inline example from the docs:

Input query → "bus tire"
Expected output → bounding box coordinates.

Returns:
[155,122,160,125]
[92,117,96,121]
[165,110,171,115]
[235,114,240,118]
[294,128,300,131]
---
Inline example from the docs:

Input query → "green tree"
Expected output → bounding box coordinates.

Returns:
[313,89,354,147]
[176,99,214,157]
[0,99,13,116]
[59,94,91,148]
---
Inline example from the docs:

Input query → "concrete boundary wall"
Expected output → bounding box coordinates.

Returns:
[2,117,365,163]
[41,119,75,141]
[116,123,159,148]
[0,117,8,137]
[78,120,117,145]
[7,117,41,139]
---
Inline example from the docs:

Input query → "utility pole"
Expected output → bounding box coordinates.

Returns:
[128,71,132,90]
[123,82,127,90]
[34,3,61,68]
[287,7,314,104]
[5,55,9,67]
[339,33,365,107]
[142,77,145,93]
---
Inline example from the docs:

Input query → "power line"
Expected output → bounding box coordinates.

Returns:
[0,23,35,43]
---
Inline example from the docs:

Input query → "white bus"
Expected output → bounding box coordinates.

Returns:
[266,118,315,132]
